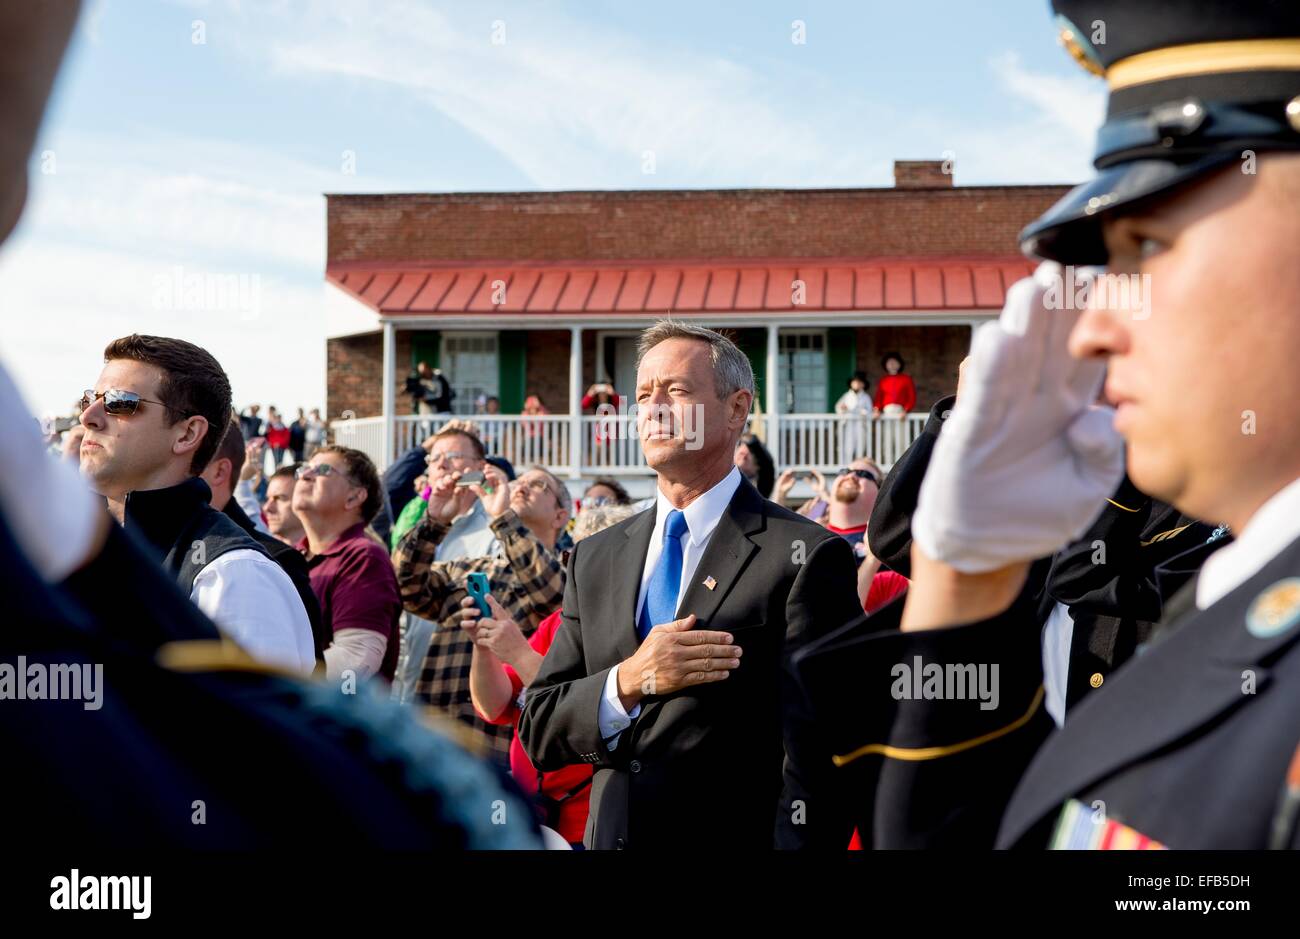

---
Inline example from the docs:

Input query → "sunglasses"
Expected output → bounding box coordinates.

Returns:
[79,388,184,417]
[838,468,880,485]
[295,463,354,484]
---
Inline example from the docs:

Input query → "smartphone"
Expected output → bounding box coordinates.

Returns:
[465,572,492,617]
[455,470,486,488]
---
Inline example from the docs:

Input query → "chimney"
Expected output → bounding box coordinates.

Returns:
[893,160,953,189]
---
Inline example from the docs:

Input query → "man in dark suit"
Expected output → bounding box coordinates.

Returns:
[519,320,862,849]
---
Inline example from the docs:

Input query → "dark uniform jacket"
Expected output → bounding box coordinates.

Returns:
[519,479,862,849]
[868,395,1223,708]
[795,397,1298,848]
[793,532,1300,848]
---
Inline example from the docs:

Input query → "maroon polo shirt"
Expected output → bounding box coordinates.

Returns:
[299,523,401,681]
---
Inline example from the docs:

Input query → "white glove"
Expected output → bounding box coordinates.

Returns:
[0,361,104,582]
[911,262,1124,573]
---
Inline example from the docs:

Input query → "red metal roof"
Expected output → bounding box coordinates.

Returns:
[326,258,1036,316]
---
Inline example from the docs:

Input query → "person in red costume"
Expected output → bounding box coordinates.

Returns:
[872,351,917,419]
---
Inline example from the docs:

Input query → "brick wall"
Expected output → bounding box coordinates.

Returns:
[524,330,573,413]
[327,185,1069,265]
[326,330,417,420]
[894,160,952,189]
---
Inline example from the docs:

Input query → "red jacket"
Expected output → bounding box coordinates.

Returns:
[476,610,592,844]
[873,374,917,412]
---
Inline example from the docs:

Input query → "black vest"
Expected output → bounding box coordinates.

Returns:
[123,477,271,597]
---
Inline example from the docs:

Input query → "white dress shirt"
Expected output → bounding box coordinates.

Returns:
[598,466,745,749]
[1197,475,1300,610]
[190,548,316,674]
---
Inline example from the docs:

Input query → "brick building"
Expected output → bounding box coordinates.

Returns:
[325,161,1068,489]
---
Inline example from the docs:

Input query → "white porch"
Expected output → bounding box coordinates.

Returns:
[328,315,987,493]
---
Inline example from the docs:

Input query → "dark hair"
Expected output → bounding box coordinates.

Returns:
[214,411,245,478]
[271,464,300,483]
[103,334,232,475]
[849,370,869,389]
[586,476,631,506]
[738,433,775,499]
[881,351,905,371]
[315,445,383,524]
[485,455,516,481]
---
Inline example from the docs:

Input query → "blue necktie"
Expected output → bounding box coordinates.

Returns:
[638,509,689,641]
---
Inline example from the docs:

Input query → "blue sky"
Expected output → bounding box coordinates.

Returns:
[0,0,1105,417]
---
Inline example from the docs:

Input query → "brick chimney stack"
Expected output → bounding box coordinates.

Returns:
[894,160,953,189]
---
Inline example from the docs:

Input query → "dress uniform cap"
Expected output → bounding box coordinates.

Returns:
[1022,0,1300,264]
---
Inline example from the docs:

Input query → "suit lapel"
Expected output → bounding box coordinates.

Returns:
[632,482,766,731]
[612,505,657,664]
[676,482,765,627]
[999,533,1300,846]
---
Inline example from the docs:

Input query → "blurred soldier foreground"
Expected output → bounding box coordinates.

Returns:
[0,2,539,850]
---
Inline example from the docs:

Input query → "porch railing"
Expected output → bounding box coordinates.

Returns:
[329,412,927,476]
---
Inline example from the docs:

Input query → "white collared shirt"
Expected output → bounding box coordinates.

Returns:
[1197,476,1300,610]
[190,548,316,674]
[599,466,745,749]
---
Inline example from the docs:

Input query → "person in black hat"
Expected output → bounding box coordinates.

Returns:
[786,0,1300,849]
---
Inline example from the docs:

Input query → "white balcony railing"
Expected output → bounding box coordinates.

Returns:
[330,412,927,476]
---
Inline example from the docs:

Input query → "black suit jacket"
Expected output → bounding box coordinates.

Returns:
[518,478,862,849]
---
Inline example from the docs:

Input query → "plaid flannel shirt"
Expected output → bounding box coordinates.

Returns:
[392,506,566,766]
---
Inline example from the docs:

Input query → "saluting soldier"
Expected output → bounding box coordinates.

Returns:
[787,0,1300,849]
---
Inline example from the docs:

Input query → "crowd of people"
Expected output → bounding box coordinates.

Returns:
[4,0,1300,860]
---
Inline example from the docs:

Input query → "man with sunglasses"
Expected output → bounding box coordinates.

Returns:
[78,335,315,675]
[292,446,403,682]
[824,460,882,563]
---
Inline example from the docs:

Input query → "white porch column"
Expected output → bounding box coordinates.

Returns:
[765,323,780,465]
[381,319,396,469]
[568,326,583,479]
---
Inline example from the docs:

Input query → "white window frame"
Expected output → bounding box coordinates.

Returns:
[439,330,500,416]
[777,327,828,414]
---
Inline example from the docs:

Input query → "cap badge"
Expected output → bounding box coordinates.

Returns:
[1055,14,1105,78]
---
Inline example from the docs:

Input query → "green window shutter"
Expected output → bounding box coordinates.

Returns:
[827,327,856,409]
[498,331,526,413]
[411,331,440,370]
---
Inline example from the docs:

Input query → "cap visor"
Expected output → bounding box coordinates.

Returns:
[1019,152,1240,264]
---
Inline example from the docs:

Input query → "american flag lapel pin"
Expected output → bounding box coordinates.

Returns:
[703,575,717,591]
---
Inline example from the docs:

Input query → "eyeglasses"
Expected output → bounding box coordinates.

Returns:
[295,463,353,484]
[426,451,473,467]
[838,468,880,485]
[514,475,563,504]
[79,388,184,417]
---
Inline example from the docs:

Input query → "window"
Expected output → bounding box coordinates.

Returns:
[441,332,499,415]
[778,330,827,413]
